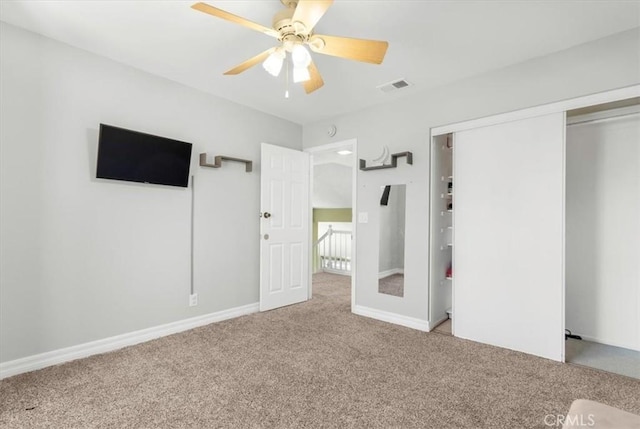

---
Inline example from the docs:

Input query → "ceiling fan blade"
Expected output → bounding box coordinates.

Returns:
[191,2,278,38]
[224,48,276,75]
[303,60,324,94]
[310,34,388,64]
[292,0,334,32]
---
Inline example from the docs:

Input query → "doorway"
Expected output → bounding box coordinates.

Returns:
[564,101,640,378]
[428,133,454,335]
[306,139,357,309]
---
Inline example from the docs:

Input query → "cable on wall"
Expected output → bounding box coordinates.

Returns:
[190,174,195,296]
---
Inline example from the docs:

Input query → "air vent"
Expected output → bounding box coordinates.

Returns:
[377,78,413,93]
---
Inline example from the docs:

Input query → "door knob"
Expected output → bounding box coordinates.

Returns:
[263,212,271,218]
[264,234,270,240]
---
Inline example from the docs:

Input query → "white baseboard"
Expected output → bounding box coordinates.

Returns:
[0,302,259,380]
[353,305,429,332]
[571,332,640,352]
[378,268,404,279]
[322,268,351,276]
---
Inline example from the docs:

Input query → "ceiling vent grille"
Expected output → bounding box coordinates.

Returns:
[377,78,412,93]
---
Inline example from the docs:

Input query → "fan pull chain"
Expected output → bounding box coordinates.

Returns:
[285,54,290,99]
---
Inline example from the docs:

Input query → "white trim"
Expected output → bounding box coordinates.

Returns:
[571,333,640,353]
[305,152,314,296]
[378,268,404,279]
[451,133,457,337]
[566,104,640,126]
[560,112,567,363]
[353,305,429,332]
[351,140,358,311]
[305,140,355,153]
[432,85,640,136]
[322,268,351,276]
[0,302,259,380]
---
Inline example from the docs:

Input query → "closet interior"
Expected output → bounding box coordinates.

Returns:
[564,97,640,378]
[429,133,453,335]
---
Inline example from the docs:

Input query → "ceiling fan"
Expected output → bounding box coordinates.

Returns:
[191,0,389,95]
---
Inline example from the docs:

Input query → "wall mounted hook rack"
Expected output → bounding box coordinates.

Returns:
[359,151,413,171]
[199,153,253,172]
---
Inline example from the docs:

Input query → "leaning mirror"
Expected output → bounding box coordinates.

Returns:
[378,184,406,297]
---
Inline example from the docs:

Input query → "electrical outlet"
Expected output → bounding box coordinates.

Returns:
[189,293,198,307]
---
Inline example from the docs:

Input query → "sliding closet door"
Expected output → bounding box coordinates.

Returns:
[454,113,565,361]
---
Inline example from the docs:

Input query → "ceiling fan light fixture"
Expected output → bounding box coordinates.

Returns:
[262,49,285,77]
[292,65,311,83]
[292,20,307,34]
[191,0,387,94]
[291,44,311,68]
[307,36,325,52]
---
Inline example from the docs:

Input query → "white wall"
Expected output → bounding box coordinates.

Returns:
[312,163,352,208]
[318,222,352,237]
[0,23,301,363]
[566,112,640,351]
[303,28,640,323]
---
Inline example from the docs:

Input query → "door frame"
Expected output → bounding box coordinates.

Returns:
[431,85,640,136]
[305,138,358,310]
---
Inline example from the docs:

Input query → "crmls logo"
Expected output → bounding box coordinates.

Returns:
[544,413,596,427]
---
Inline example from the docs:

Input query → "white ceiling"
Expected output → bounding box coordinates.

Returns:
[1,1,638,125]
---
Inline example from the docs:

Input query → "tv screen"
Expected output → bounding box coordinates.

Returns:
[96,124,193,188]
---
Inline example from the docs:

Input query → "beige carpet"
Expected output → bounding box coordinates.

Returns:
[378,273,404,297]
[1,273,639,428]
[434,318,452,336]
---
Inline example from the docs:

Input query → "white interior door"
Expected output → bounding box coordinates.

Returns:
[260,143,310,311]
[453,113,565,361]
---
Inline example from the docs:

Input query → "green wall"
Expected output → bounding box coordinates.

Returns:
[313,208,352,273]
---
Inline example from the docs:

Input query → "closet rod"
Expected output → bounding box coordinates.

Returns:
[567,110,639,127]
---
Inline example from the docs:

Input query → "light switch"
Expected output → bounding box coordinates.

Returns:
[358,212,368,223]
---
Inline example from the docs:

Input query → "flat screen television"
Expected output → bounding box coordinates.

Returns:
[96,124,193,188]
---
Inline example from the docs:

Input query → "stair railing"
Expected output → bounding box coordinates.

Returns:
[314,225,352,275]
